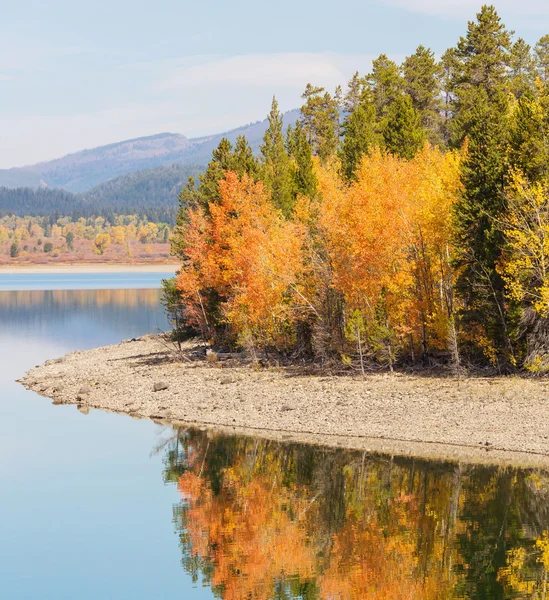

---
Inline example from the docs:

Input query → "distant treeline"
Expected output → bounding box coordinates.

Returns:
[0,164,204,224]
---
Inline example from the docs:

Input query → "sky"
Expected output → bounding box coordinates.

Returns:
[1,0,549,168]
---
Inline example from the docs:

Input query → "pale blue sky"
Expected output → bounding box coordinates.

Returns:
[1,0,548,168]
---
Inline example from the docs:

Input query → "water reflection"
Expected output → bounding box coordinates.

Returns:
[162,428,549,599]
[0,288,168,339]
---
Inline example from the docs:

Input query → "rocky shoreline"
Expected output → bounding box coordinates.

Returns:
[19,334,549,468]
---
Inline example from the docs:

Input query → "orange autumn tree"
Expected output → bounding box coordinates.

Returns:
[177,171,307,351]
[313,145,462,365]
[174,147,462,366]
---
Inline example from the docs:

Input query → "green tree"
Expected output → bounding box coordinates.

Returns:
[451,6,516,366]
[440,48,460,144]
[342,71,364,114]
[260,96,295,216]
[508,38,535,98]
[381,94,425,159]
[450,5,512,146]
[65,230,74,250]
[195,138,234,210]
[43,241,53,253]
[10,241,19,258]
[286,122,317,198]
[402,46,443,144]
[232,135,260,179]
[300,84,340,159]
[534,34,549,83]
[508,86,549,184]
[367,54,404,117]
[339,97,379,180]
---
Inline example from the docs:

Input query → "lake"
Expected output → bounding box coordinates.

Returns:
[1,272,549,599]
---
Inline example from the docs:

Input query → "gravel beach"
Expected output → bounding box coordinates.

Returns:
[19,334,549,468]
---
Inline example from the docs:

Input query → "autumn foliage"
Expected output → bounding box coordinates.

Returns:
[175,146,462,365]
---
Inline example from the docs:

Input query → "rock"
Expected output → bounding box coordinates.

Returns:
[281,405,294,412]
[153,381,169,392]
[78,386,92,395]
[206,350,219,364]
[77,405,90,415]
[220,376,234,385]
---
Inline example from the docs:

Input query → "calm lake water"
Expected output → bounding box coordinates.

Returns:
[2,272,549,599]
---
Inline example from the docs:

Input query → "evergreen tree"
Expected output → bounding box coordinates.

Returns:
[286,122,317,198]
[196,138,235,209]
[342,71,364,114]
[508,86,549,184]
[381,94,425,159]
[402,46,443,144]
[339,97,379,180]
[261,96,295,216]
[440,48,460,144]
[451,6,515,365]
[232,135,260,179]
[535,35,549,83]
[450,5,512,146]
[300,84,340,159]
[10,241,19,258]
[367,54,404,117]
[508,38,535,98]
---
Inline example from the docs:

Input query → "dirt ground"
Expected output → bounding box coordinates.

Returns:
[19,334,549,468]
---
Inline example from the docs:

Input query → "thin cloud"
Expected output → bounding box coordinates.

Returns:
[155,53,354,91]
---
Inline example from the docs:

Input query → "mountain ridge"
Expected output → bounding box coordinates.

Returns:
[0,110,300,193]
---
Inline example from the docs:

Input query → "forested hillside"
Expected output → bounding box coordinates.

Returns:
[0,164,202,223]
[167,5,549,373]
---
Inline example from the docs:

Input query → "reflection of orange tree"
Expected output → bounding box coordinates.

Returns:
[178,453,318,600]
[170,431,549,600]
[173,434,460,599]
[0,289,161,310]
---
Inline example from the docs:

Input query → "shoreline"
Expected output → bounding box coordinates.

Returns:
[19,334,549,469]
[0,263,180,274]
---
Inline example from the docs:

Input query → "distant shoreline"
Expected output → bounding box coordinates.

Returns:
[0,263,180,274]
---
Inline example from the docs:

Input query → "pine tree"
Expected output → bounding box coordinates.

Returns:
[343,72,364,114]
[451,6,514,365]
[508,38,535,98]
[300,84,340,159]
[196,138,235,209]
[440,48,460,144]
[381,94,425,159]
[402,46,443,144]
[286,122,317,198]
[367,54,404,117]
[450,5,512,146]
[260,96,295,216]
[508,85,549,184]
[339,97,379,180]
[232,135,260,179]
[535,35,549,83]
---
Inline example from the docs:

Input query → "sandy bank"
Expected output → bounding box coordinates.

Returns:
[19,334,549,468]
[0,263,180,274]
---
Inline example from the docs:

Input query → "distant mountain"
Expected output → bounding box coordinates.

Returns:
[0,110,300,193]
